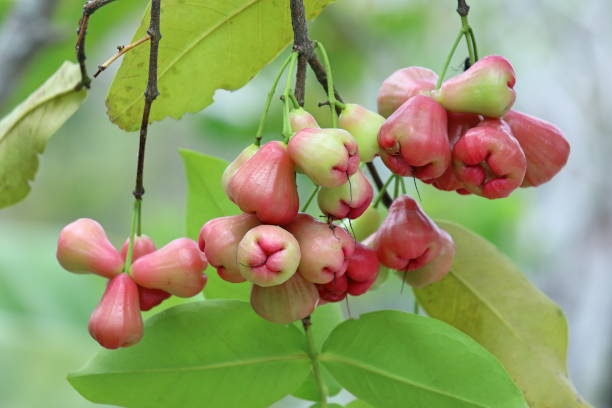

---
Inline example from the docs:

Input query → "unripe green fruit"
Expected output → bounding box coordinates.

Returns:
[317,169,373,220]
[339,104,385,162]
[221,144,258,195]
[351,205,386,242]
[289,107,319,133]
[250,273,319,324]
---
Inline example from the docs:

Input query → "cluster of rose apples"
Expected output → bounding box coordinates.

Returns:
[56,219,208,349]
[376,55,570,198]
[196,88,456,324]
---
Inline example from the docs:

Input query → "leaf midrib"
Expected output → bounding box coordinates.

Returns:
[71,352,309,378]
[320,353,489,408]
[113,0,263,119]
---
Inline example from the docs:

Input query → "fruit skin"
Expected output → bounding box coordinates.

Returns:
[199,214,260,283]
[237,225,300,287]
[131,238,208,298]
[289,108,319,133]
[432,55,516,118]
[503,110,570,187]
[338,104,385,162]
[316,275,348,302]
[221,144,259,195]
[56,218,123,279]
[317,168,373,220]
[250,273,319,324]
[345,243,379,295]
[400,229,455,288]
[453,118,527,199]
[351,205,386,242]
[288,128,359,188]
[284,213,355,284]
[88,274,143,349]
[378,95,451,180]
[377,66,438,118]
[227,141,299,225]
[373,196,441,271]
[120,235,171,311]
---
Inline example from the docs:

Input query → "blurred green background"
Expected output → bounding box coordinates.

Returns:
[0,0,609,407]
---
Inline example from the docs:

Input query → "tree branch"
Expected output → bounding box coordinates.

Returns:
[75,0,118,88]
[457,0,470,17]
[93,34,151,78]
[288,0,392,207]
[133,0,162,201]
[0,0,60,108]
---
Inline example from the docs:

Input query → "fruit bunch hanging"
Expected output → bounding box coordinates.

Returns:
[53,3,569,351]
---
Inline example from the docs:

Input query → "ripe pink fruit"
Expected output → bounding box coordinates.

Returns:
[88,274,143,349]
[317,168,374,220]
[503,110,570,187]
[120,234,156,262]
[227,141,299,225]
[285,214,355,284]
[346,243,380,284]
[338,104,385,162]
[378,95,451,180]
[432,55,516,118]
[56,218,123,279]
[288,128,359,188]
[401,229,455,288]
[238,225,300,287]
[377,66,438,118]
[250,273,319,324]
[316,275,348,302]
[373,196,441,271]
[131,238,208,297]
[429,112,482,192]
[453,118,527,199]
[138,287,171,312]
[198,214,260,283]
[221,144,259,195]
[289,108,319,133]
[120,235,171,311]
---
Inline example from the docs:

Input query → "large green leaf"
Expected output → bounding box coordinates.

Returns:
[293,303,343,401]
[68,300,311,408]
[414,221,592,408]
[180,149,249,300]
[107,0,335,131]
[0,61,86,208]
[320,310,527,408]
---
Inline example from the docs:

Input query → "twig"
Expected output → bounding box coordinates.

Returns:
[288,0,392,206]
[133,0,162,201]
[0,0,60,107]
[93,35,151,78]
[457,0,470,17]
[75,0,118,88]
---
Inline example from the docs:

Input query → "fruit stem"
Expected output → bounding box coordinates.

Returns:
[436,28,464,89]
[123,199,141,274]
[302,316,328,407]
[282,52,299,143]
[393,175,400,199]
[301,185,320,212]
[314,41,337,128]
[373,174,395,208]
[461,16,476,65]
[255,51,296,146]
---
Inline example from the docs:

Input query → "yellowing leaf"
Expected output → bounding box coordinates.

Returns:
[0,62,87,208]
[107,0,335,131]
[415,221,592,408]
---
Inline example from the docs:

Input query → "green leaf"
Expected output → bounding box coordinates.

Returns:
[414,221,592,408]
[106,0,336,131]
[293,303,343,401]
[0,61,86,208]
[180,149,249,300]
[320,310,527,408]
[69,300,311,408]
[310,404,344,408]
[345,401,373,408]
